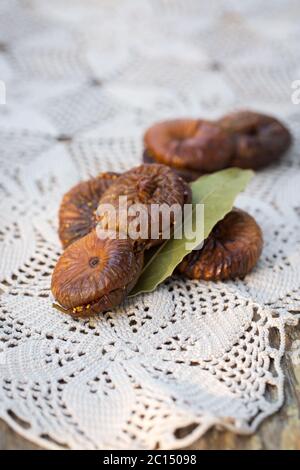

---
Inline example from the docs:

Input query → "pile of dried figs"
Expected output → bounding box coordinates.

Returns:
[52,164,191,316]
[51,110,292,318]
[143,110,291,181]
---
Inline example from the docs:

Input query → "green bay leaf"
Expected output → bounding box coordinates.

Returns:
[130,167,254,296]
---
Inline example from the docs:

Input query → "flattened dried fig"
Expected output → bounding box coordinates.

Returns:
[98,163,191,248]
[218,110,292,169]
[144,119,233,172]
[51,229,143,317]
[59,172,119,248]
[178,208,263,281]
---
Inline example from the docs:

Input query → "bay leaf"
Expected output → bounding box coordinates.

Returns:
[130,167,254,296]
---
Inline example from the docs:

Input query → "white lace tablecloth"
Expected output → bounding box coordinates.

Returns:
[0,0,300,450]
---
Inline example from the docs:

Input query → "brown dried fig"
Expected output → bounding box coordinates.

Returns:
[51,229,143,317]
[59,172,119,248]
[178,208,263,281]
[144,119,233,172]
[218,110,292,169]
[97,163,192,249]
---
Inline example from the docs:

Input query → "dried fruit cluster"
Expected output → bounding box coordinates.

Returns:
[143,110,292,181]
[52,164,191,316]
[51,109,284,318]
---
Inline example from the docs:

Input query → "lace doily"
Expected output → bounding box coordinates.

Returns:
[0,0,299,450]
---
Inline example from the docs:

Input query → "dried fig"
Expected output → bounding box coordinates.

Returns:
[59,172,119,248]
[178,208,263,281]
[51,229,143,317]
[144,119,233,172]
[97,163,192,248]
[218,110,292,169]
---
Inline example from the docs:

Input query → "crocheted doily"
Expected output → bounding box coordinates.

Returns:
[0,0,299,450]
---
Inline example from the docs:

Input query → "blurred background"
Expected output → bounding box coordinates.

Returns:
[0,0,299,191]
[0,0,299,140]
